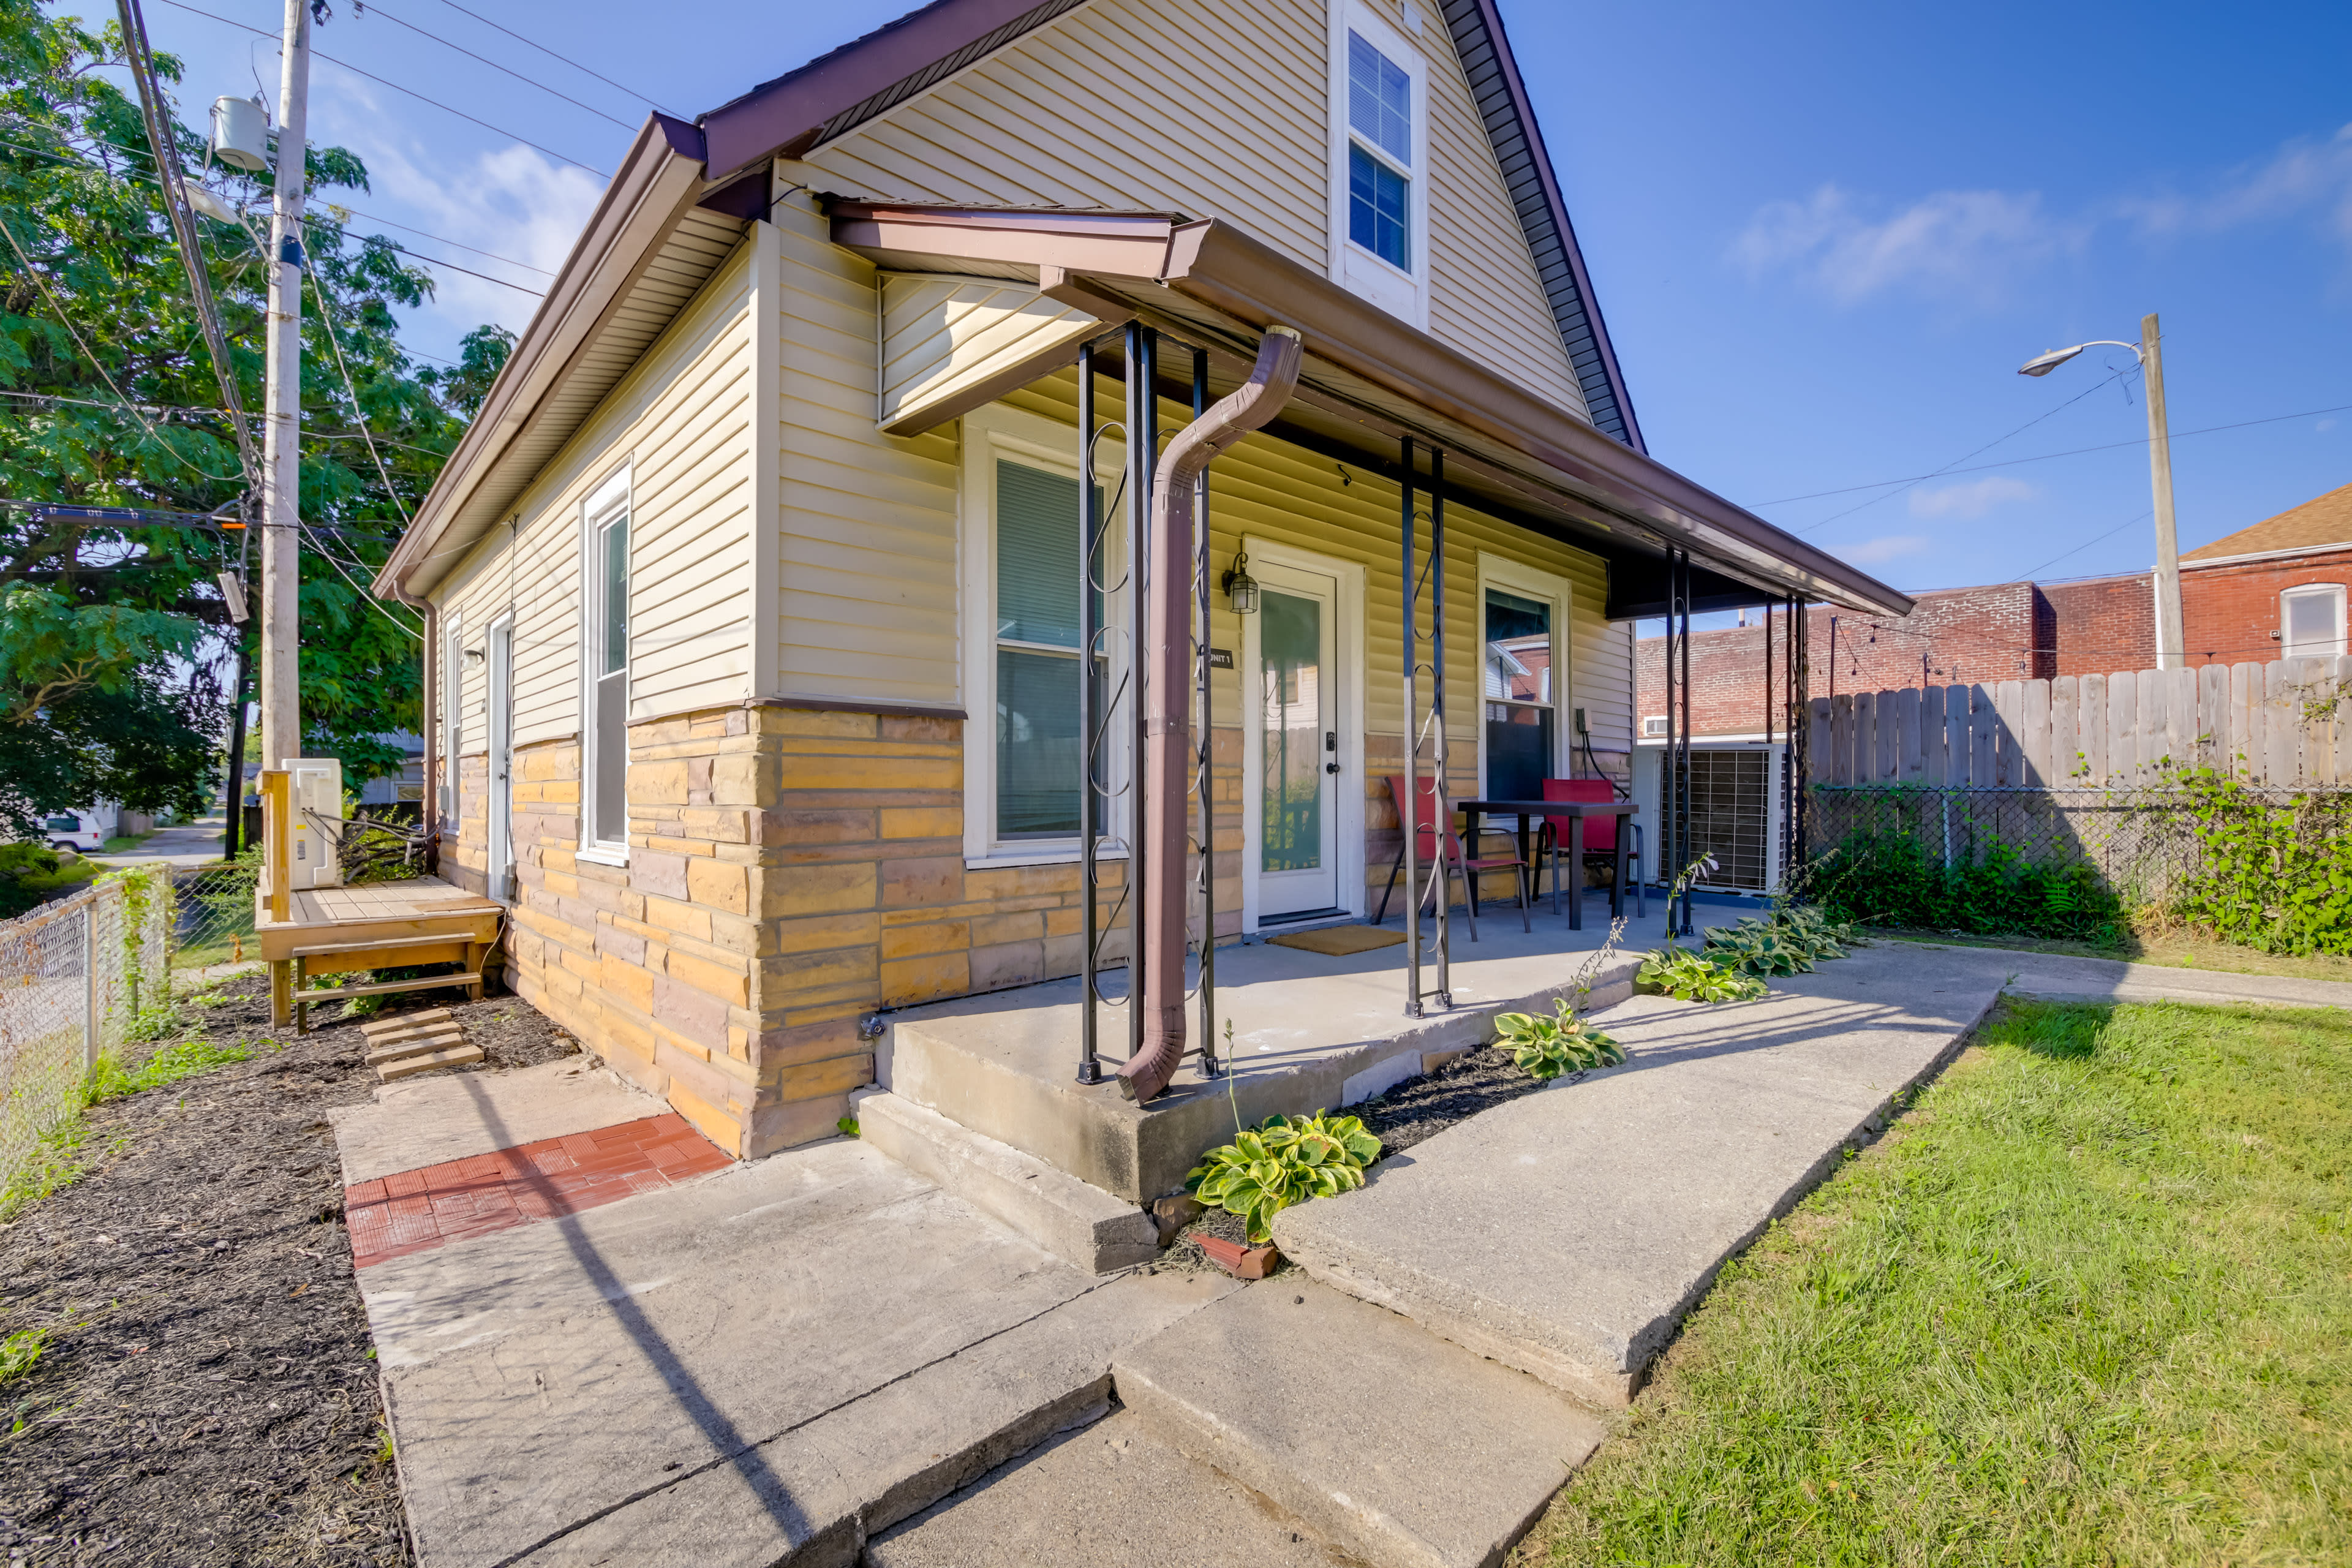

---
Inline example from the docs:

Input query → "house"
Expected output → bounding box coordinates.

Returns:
[1638,476,2352,739]
[374,0,1909,1159]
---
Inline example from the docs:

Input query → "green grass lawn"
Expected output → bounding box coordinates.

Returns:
[1526,1000,2351,1567]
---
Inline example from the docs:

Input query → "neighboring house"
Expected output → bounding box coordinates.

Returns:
[375,0,1909,1158]
[1639,477,2352,739]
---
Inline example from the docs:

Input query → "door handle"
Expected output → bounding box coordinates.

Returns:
[1325,761,1341,774]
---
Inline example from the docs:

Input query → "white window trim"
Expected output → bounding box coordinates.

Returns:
[1325,0,1431,330]
[1237,537,1366,933]
[2279,582,2346,660]
[578,463,633,865]
[439,614,461,826]
[1476,553,1572,796]
[959,403,1129,869]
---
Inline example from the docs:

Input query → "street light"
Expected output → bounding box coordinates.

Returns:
[2016,313,2183,670]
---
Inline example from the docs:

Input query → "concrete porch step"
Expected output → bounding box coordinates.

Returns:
[1110,1281,1607,1568]
[886,921,1666,1203]
[864,1409,1359,1567]
[1270,944,2005,1407]
[851,1088,1161,1275]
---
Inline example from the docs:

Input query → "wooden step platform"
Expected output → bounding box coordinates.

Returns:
[257,876,502,1031]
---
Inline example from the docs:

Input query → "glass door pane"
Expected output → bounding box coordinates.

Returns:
[1260,589,1324,872]
[1485,586,1553,799]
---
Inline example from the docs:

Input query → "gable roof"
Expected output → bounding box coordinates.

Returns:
[2181,478,2352,564]
[701,0,1642,448]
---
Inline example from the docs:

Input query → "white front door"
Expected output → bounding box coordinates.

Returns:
[1250,562,1342,921]
[486,617,514,901]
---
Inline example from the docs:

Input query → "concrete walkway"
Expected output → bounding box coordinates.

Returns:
[85,813,230,869]
[357,933,2348,1567]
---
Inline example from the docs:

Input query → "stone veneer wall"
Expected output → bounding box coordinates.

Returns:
[446,703,1557,1157]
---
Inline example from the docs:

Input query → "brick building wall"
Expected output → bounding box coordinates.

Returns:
[1638,551,2352,737]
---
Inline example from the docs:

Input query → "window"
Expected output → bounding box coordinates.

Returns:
[45,816,78,832]
[994,459,1090,839]
[580,472,630,859]
[1483,587,1555,799]
[1327,2,1427,323]
[2281,584,2345,660]
[1642,716,1668,737]
[961,405,1113,864]
[1346,32,1412,271]
[439,617,459,823]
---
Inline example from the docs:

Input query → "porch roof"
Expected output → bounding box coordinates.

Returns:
[834,203,1915,619]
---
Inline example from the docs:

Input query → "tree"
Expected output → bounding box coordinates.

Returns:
[0,0,509,835]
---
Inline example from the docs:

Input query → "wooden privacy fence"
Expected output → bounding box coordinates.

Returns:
[1806,655,2352,788]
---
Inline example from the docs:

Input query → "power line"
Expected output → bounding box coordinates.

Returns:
[0,210,244,484]
[1769,396,2352,513]
[1,389,453,456]
[424,0,677,115]
[301,517,422,638]
[307,262,410,526]
[0,118,557,276]
[153,0,611,178]
[352,2,635,129]
[1783,363,2138,532]
[2016,510,2155,582]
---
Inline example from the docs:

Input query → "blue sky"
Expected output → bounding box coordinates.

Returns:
[126,0,2352,594]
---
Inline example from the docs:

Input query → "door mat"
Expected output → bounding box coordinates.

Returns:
[1266,924,1408,956]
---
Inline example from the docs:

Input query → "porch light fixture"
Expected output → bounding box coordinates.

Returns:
[1221,551,1259,614]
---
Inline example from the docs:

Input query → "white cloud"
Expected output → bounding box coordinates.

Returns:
[2118,124,2352,252]
[1907,476,2037,520]
[1840,533,1930,565]
[1731,184,2073,307]
[363,143,602,334]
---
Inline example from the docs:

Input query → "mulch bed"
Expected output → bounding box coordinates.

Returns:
[0,969,578,1567]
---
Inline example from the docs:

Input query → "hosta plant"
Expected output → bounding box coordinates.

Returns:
[1491,997,1625,1079]
[1636,946,1768,1003]
[1185,1112,1382,1244]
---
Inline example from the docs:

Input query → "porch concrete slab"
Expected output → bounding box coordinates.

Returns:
[1112,1280,1607,1568]
[886,897,1747,1202]
[1272,940,2003,1408]
[851,1088,1161,1274]
[368,1139,1176,1566]
[866,1409,1355,1568]
[330,1057,664,1185]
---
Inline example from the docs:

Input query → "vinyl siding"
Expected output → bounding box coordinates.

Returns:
[775,195,963,706]
[801,0,1587,420]
[878,273,1098,431]
[1418,4,1588,419]
[802,0,1330,271]
[437,240,756,751]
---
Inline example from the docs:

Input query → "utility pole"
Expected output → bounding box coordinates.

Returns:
[258,0,311,771]
[2141,312,2185,671]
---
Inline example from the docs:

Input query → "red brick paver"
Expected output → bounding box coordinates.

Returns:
[345,1113,732,1269]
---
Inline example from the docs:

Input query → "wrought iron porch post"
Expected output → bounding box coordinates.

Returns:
[1400,439,1421,1017]
[1078,339,1099,1081]
[1676,549,1694,935]
[1430,448,1451,1004]
[1791,595,1810,873]
[1190,345,1219,1075]
[1125,322,1155,1065]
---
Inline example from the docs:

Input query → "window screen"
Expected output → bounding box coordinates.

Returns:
[2283,588,2342,660]
[994,459,1098,840]
[590,509,628,846]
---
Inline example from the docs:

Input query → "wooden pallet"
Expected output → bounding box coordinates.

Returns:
[358,1008,483,1081]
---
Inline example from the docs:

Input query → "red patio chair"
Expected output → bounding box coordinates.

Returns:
[1536,777,1645,919]
[1373,774,1531,939]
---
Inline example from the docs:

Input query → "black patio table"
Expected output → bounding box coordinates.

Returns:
[1451,797,1639,930]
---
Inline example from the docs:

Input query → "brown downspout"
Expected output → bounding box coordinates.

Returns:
[1120,325,1304,1102]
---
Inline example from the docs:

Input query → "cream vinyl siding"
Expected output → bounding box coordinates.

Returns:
[775,195,962,706]
[802,0,1330,270]
[1417,10,1589,420]
[805,0,1590,422]
[434,241,756,744]
[993,371,1630,753]
[878,273,1098,432]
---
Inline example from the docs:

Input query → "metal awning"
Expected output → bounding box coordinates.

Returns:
[833,202,1913,619]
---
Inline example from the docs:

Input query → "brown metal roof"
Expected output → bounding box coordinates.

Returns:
[2181,478,2352,564]
[835,202,1912,617]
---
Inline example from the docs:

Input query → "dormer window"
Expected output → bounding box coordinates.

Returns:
[1347,33,1412,271]
[1328,1,1429,325]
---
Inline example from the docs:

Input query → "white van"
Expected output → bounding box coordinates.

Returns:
[41,808,113,853]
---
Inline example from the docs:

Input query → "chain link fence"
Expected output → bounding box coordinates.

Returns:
[1804,783,2352,940]
[0,868,172,1193]
[172,858,261,974]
